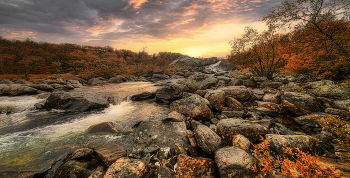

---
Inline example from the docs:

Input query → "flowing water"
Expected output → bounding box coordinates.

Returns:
[0,82,169,177]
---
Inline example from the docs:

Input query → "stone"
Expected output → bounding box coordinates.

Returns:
[175,154,215,178]
[108,75,127,83]
[325,108,350,118]
[45,92,109,112]
[67,80,83,88]
[204,89,226,110]
[170,94,213,120]
[266,134,321,157]
[262,93,281,104]
[89,166,105,178]
[162,111,186,122]
[95,144,127,166]
[307,80,350,99]
[88,77,106,86]
[0,84,38,96]
[194,90,208,97]
[243,79,257,88]
[104,158,147,178]
[217,119,267,143]
[158,166,173,178]
[130,92,156,101]
[221,111,246,118]
[71,148,94,160]
[294,113,327,132]
[228,78,243,86]
[193,124,222,154]
[215,147,258,178]
[232,134,252,152]
[220,86,251,101]
[53,160,91,178]
[259,81,284,89]
[85,122,120,134]
[155,84,183,104]
[255,101,285,114]
[334,99,350,110]
[281,92,324,115]
[226,97,244,110]
[152,74,170,80]
[185,74,217,91]
[250,88,265,100]
[29,84,55,91]
[254,107,277,116]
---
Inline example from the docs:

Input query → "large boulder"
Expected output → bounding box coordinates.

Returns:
[255,101,285,114]
[204,89,226,110]
[45,92,109,112]
[294,113,327,133]
[175,154,215,178]
[0,84,38,96]
[29,84,55,91]
[155,84,185,104]
[266,134,321,157]
[185,74,217,91]
[170,94,213,120]
[85,122,120,134]
[94,144,127,166]
[220,86,251,101]
[334,99,350,110]
[193,124,222,154]
[281,92,324,115]
[306,80,350,99]
[87,77,106,86]
[130,92,156,101]
[103,158,147,178]
[226,97,244,110]
[217,119,267,143]
[108,75,127,83]
[215,147,258,178]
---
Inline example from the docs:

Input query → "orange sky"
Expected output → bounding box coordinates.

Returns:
[0,0,278,57]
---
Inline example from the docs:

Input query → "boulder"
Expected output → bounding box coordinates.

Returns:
[204,90,226,110]
[259,81,284,89]
[254,107,278,116]
[175,154,215,178]
[130,92,156,101]
[95,144,127,166]
[47,78,67,85]
[152,74,169,80]
[162,111,186,122]
[29,84,55,91]
[67,80,83,88]
[232,134,252,152]
[70,148,94,160]
[194,90,208,97]
[217,119,267,143]
[185,74,217,91]
[262,93,281,104]
[226,97,244,110]
[266,134,321,157]
[215,147,258,178]
[193,124,222,154]
[155,84,183,104]
[45,92,109,112]
[158,166,173,178]
[250,88,265,100]
[280,82,301,92]
[220,86,251,101]
[52,160,91,178]
[307,80,350,99]
[334,99,350,110]
[104,158,147,178]
[325,108,350,118]
[221,111,246,118]
[85,122,120,134]
[228,78,243,86]
[294,113,327,133]
[170,94,213,120]
[243,79,257,88]
[108,75,127,83]
[0,84,38,96]
[255,101,285,114]
[88,77,106,86]
[281,92,324,115]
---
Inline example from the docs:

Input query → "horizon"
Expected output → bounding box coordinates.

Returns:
[0,0,282,57]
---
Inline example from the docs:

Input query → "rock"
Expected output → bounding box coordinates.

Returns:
[152,74,169,80]
[266,134,321,157]
[34,102,45,109]
[186,130,198,147]
[175,154,215,178]
[259,81,284,89]
[307,80,350,99]
[155,84,183,104]
[215,147,258,178]
[325,108,350,118]
[71,148,94,160]
[217,76,231,83]
[104,158,147,178]
[63,84,75,90]
[226,97,244,110]
[0,84,38,96]
[158,166,173,178]
[221,110,246,118]
[133,121,188,159]
[281,92,324,115]
[250,88,265,100]
[88,77,106,86]
[280,82,301,92]
[294,113,327,133]
[108,75,127,83]
[170,94,213,120]
[29,84,55,91]
[334,99,350,110]
[89,166,105,178]
[194,90,208,97]
[220,86,251,101]
[204,89,226,110]
[50,83,64,89]
[95,144,127,166]
[85,122,120,134]
[253,76,268,82]
[262,93,281,104]
[47,78,67,85]
[254,107,277,116]
[228,78,243,86]
[232,134,252,152]
[67,79,83,88]
[243,79,257,88]
[130,92,156,101]
[185,74,217,91]
[53,160,91,178]
[217,119,267,143]
[270,123,296,135]
[217,59,237,71]
[45,92,109,112]
[162,111,186,122]
[255,101,285,114]
[193,124,222,154]
[0,79,13,84]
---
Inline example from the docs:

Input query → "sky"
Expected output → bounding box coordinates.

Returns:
[0,0,283,58]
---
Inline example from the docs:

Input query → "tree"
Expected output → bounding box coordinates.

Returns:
[227,26,287,79]
[262,0,350,62]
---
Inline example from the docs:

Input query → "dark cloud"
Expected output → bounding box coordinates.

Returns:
[0,0,283,44]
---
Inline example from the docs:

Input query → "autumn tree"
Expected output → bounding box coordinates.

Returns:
[228,26,287,79]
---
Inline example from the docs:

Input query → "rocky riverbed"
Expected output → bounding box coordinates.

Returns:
[1,58,350,177]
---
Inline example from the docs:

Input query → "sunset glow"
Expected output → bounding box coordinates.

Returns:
[0,0,281,57]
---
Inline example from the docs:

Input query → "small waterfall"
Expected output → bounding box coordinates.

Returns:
[205,60,222,73]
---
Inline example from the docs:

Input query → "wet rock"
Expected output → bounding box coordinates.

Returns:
[45,92,109,112]
[193,124,222,154]
[53,160,91,178]
[104,158,147,178]
[29,84,54,91]
[170,94,213,120]
[85,122,120,134]
[262,93,281,104]
[34,102,45,109]
[130,92,156,101]
[88,77,106,86]
[204,89,226,110]
[108,75,127,83]
[155,84,183,104]
[185,74,217,91]
[220,86,251,101]
[281,92,324,115]
[217,119,267,143]
[215,147,258,178]
[226,97,244,110]
[0,84,38,96]
[255,101,285,114]
[266,134,321,157]
[133,121,188,159]
[175,154,215,178]
[253,76,268,82]
[162,111,186,122]
[294,113,327,133]
[232,134,252,152]
[95,144,127,166]
[71,148,94,160]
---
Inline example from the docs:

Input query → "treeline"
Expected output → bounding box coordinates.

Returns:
[228,0,350,80]
[0,37,182,78]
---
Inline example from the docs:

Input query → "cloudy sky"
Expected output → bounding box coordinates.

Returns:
[0,0,283,57]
